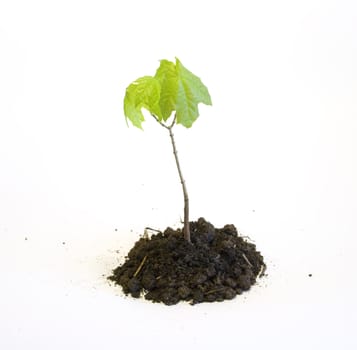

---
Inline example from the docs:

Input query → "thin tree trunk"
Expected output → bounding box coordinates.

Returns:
[168,128,190,243]
[151,114,191,242]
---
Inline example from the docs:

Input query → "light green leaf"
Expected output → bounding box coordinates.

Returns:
[154,60,178,121]
[175,58,212,128]
[175,77,199,128]
[123,58,211,129]
[124,76,161,128]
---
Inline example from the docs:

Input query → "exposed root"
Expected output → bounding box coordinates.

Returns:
[133,255,148,277]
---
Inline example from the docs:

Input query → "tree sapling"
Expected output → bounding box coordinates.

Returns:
[123,57,212,242]
[110,58,266,305]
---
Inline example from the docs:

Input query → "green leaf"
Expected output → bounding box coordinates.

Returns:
[175,58,212,128]
[154,60,178,121]
[124,76,161,129]
[123,58,212,129]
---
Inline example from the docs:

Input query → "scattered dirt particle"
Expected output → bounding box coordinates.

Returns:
[109,218,266,305]
[308,274,312,277]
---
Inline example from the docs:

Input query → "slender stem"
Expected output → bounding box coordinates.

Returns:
[168,127,190,242]
[151,114,191,242]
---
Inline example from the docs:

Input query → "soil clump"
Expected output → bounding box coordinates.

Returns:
[109,218,265,305]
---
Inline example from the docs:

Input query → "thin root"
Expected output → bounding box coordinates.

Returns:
[241,235,255,243]
[133,255,148,277]
[144,227,162,233]
[144,227,162,239]
[205,288,225,295]
[258,263,267,278]
[242,253,253,267]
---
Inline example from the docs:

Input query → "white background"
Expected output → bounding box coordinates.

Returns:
[0,0,356,349]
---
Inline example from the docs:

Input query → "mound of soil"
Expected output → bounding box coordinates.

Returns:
[109,218,266,305]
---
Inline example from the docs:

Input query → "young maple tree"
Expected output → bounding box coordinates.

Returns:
[124,58,212,242]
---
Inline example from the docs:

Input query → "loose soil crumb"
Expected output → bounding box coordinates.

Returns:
[109,218,266,305]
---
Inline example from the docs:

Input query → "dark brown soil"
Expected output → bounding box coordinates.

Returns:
[109,218,266,305]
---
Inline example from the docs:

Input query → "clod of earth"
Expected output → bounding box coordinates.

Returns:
[109,218,266,305]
